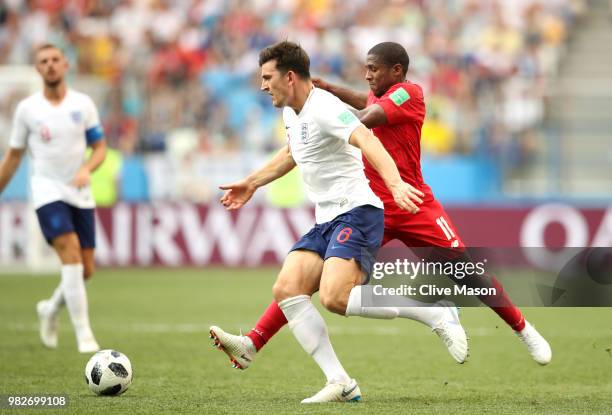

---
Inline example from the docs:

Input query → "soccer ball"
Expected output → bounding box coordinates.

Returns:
[85,350,133,396]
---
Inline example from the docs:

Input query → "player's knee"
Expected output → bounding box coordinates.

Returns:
[52,235,82,263]
[273,277,307,302]
[319,293,347,316]
[272,279,293,302]
[57,247,82,264]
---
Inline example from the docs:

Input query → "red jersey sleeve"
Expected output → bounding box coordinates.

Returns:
[375,82,425,126]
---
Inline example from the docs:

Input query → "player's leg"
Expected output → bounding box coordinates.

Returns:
[81,248,95,280]
[237,249,359,403]
[70,204,99,352]
[395,201,551,364]
[210,224,328,369]
[210,229,410,364]
[246,301,287,351]
[210,253,322,367]
[51,231,99,353]
[210,249,321,369]
[397,200,528,328]
[71,203,97,282]
[274,250,360,403]
[424,208,553,364]
[317,204,386,316]
[442,248,551,364]
[319,255,468,364]
[39,242,88,326]
[210,301,287,369]
[318,206,469,363]
[432,249,551,364]
[34,201,71,349]
[41,203,99,353]
[273,251,351,385]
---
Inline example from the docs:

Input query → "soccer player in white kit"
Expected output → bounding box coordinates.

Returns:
[216,41,467,403]
[0,44,106,353]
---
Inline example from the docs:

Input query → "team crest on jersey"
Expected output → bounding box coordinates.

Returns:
[70,111,82,123]
[300,123,309,143]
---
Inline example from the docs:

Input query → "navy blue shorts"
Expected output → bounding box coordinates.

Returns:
[290,204,384,277]
[35,201,96,248]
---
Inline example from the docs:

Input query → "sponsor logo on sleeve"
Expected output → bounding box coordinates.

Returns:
[389,87,410,106]
[338,110,358,125]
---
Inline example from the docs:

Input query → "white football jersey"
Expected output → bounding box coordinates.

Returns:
[9,89,104,209]
[283,87,383,224]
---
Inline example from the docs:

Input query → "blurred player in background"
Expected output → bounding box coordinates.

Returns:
[212,41,468,403]
[0,44,106,353]
[211,42,551,371]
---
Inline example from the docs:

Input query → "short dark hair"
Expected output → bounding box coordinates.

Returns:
[36,43,64,55]
[368,42,410,75]
[258,41,310,79]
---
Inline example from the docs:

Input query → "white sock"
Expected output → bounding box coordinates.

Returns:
[61,264,95,343]
[278,295,350,384]
[345,285,445,328]
[47,283,65,314]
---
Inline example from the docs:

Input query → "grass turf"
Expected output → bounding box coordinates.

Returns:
[1,268,611,414]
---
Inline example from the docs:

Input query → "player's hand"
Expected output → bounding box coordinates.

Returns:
[389,181,424,214]
[219,179,257,210]
[72,166,91,188]
[312,77,330,91]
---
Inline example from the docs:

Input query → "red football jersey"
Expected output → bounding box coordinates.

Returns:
[364,81,434,209]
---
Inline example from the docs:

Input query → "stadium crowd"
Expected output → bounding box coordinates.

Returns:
[0,0,586,202]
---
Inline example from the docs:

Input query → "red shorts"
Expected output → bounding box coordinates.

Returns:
[382,198,464,248]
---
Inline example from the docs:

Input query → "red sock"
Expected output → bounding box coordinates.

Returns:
[246,301,288,351]
[480,277,525,331]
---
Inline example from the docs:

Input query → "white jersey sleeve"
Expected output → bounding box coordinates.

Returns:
[312,97,362,143]
[8,101,28,149]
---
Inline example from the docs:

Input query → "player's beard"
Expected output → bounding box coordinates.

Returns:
[45,79,62,89]
[44,78,62,88]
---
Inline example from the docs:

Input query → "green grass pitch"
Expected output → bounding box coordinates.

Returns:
[1,268,611,414]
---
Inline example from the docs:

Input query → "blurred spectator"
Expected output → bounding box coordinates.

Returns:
[90,146,122,207]
[421,111,455,156]
[0,0,586,202]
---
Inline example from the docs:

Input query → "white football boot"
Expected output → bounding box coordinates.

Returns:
[516,321,552,365]
[432,301,469,364]
[77,335,100,354]
[209,326,256,370]
[76,326,100,353]
[301,378,361,403]
[36,300,59,349]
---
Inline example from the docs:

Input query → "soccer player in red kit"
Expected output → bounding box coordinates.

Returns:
[210,42,551,369]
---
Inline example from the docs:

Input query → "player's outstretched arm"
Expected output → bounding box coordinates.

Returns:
[0,148,25,195]
[349,125,424,213]
[73,138,107,187]
[354,103,388,129]
[219,144,296,210]
[312,78,368,110]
